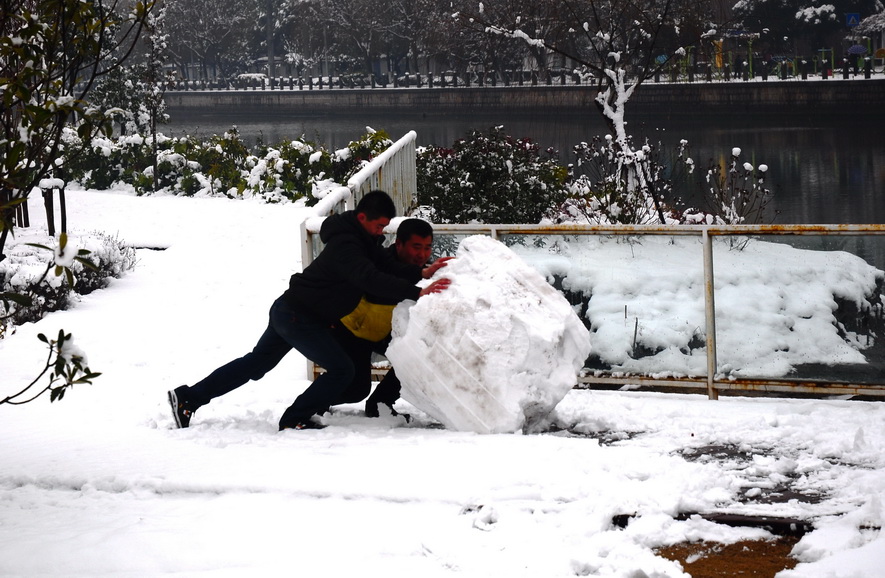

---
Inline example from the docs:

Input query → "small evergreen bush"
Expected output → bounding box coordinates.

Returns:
[416,126,569,224]
[252,138,335,203]
[332,128,394,184]
[62,127,345,201]
[1,233,136,335]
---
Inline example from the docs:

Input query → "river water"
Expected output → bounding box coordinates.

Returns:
[164,109,883,226]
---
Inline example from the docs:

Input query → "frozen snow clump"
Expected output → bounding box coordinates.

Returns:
[386,235,592,434]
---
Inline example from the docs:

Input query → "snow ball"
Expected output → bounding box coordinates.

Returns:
[732,147,741,157]
[743,162,754,171]
[387,235,592,434]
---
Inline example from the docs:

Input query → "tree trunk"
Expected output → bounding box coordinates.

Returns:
[266,0,275,81]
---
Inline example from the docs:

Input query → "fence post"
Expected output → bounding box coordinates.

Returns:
[702,229,719,400]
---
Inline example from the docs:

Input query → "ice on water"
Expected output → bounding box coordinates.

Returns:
[386,235,592,433]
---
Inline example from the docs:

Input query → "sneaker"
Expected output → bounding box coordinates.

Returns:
[168,386,195,429]
[279,418,327,431]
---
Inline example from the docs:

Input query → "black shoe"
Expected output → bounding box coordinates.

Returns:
[279,418,326,431]
[168,386,195,428]
[366,401,410,422]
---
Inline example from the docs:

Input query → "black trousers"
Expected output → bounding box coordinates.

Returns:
[331,332,402,410]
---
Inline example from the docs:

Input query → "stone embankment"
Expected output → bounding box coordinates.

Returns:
[165,78,885,118]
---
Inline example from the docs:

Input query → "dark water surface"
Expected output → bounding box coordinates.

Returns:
[164,109,883,226]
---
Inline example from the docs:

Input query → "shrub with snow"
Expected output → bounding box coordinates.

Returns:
[1,232,136,336]
[416,125,569,224]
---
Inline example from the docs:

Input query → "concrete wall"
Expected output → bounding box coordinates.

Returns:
[165,79,885,118]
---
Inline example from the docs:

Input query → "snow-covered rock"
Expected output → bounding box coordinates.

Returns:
[386,235,592,434]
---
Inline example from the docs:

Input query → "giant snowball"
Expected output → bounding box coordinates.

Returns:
[386,235,592,434]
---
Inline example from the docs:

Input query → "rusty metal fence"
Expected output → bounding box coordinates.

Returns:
[304,221,885,399]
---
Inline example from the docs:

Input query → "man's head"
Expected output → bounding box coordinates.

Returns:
[356,190,397,237]
[395,218,434,266]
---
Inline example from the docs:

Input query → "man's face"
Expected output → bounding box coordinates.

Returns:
[395,234,433,266]
[357,214,391,237]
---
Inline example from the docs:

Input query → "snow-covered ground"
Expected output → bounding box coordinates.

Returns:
[1,188,884,577]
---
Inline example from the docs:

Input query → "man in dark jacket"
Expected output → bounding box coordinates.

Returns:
[168,191,450,431]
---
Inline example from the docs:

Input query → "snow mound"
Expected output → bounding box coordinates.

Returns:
[386,235,592,434]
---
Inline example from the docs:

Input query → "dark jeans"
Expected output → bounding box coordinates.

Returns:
[187,297,363,428]
[331,335,402,410]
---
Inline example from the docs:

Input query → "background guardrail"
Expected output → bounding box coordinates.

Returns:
[303,221,885,399]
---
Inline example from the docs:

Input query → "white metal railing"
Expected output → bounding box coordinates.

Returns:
[302,221,885,399]
[299,131,418,272]
[347,130,417,216]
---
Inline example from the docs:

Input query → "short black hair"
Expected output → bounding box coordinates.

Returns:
[396,218,433,243]
[355,190,396,220]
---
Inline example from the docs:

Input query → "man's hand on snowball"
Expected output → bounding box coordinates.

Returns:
[419,277,451,297]
[422,256,454,279]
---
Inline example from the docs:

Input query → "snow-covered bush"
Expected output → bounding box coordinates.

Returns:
[698,147,773,225]
[252,139,334,203]
[555,135,693,225]
[62,127,343,201]
[546,136,775,229]
[160,129,252,196]
[62,130,156,191]
[1,233,136,336]
[416,126,569,224]
[331,128,395,184]
[88,64,169,136]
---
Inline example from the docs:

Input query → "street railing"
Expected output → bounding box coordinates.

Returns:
[166,59,881,92]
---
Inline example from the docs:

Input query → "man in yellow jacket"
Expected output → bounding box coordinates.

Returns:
[336,218,437,418]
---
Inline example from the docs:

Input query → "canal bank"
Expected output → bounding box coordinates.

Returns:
[165,78,885,119]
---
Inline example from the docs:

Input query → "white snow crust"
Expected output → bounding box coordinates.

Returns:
[387,235,591,434]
